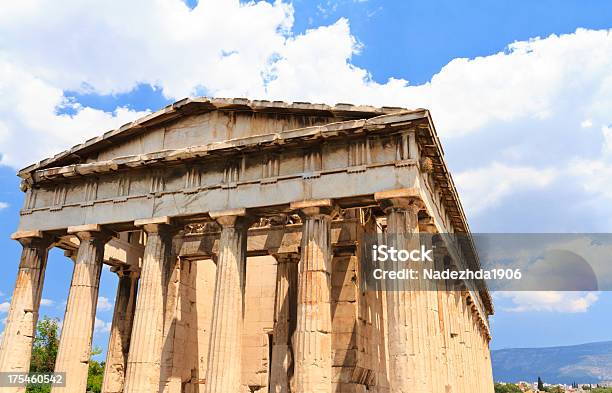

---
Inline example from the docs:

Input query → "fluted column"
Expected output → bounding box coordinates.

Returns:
[0,231,52,392]
[291,200,334,393]
[203,209,252,393]
[453,285,468,393]
[52,225,111,393]
[432,240,455,393]
[419,218,443,393]
[482,333,495,392]
[124,217,175,393]
[375,190,429,393]
[102,266,140,393]
[270,253,299,393]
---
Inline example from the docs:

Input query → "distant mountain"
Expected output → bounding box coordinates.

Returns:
[491,341,612,384]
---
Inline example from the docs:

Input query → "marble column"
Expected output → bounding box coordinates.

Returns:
[124,217,175,393]
[374,190,429,393]
[432,240,455,393]
[269,253,299,393]
[102,266,140,393]
[453,286,468,393]
[419,218,443,393]
[0,231,52,393]
[483,330,495,392]
[290,200,334,393]
[52,225,111,393]
[204,209,251,393]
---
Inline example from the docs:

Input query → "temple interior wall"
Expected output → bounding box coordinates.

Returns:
[150,251,389,393]
[241,256,277,392]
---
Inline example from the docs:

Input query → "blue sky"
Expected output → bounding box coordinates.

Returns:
[1,0,612,356]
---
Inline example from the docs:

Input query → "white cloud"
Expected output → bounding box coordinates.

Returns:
[94,317,112,334]
[496,291,599,313]
[454,163,557,214]
[581,119,593,128]
[97,296,113,312]
[0,0,295,168]
[0,202,8,210]
[0,0,292,98]
[0,302,10,313]
[0,58,148,167]
[567,158,612,200]
[39,298,54,307]
[603,125,612,155]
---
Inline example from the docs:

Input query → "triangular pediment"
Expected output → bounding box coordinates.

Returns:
[18,97,407,178]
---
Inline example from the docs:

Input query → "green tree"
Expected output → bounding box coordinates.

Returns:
[494,383,523,393]
[547,387,564,393]
[86,346,105,393]
[29,316,60,373]
[26,316,60,393]
[26,316,106,393]
[537,377,544,391]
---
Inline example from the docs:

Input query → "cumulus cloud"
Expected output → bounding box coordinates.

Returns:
[0,58,148,168]
[94,317,112,334]
[0,0,293,98]
[567,158,612,201]
[496,291,599,313]
[0,202,8,210]
[39,298,54,307]
[0,302,10,313]
[454,163,557,214]
[97,296,113,312]
[602,125,612,155]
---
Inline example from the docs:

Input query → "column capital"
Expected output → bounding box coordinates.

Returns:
[418,216,437,234]
[63,249,78,262]
[11,230,54,248]
[374,188,424,214]
[67,224,113,243]
[272,252,300,264]
[290,198,336,217]
[134,216,177,235]
[209,208,255,228]
[110,264,141,279]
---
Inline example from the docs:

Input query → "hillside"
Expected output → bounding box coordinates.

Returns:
[491,341,612,384]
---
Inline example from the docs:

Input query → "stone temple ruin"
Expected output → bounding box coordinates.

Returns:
[0,98,494,393]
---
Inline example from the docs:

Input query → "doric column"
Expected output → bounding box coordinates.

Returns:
[0,231,52,391]
[52,225,111,393]
[269,253,299,393]
[452,285,468,393]
[124,217,176,393]
[102,266,140,393]
[432,239,455,393]
[290,199,334,393]
[374,189,429,393]
[204,209,252,393]
[483,330,495,392]
[419,217,442,393]
[467,303,481,393]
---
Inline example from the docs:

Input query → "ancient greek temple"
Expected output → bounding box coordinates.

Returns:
[0,98,494,393]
